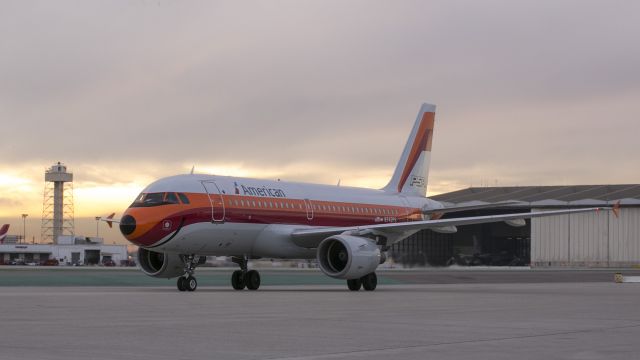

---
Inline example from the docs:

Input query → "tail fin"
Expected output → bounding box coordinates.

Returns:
[0,224,9,244]
[383,103,436,197]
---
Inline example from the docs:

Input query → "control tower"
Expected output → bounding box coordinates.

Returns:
[41,162,75,244]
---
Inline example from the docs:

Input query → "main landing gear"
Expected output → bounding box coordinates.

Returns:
[346,272,377,291]
[177,255,203,292]
[230,256,261,291]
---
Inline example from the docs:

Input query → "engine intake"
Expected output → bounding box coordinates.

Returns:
[137,248,186,279]
[317,235,380,280]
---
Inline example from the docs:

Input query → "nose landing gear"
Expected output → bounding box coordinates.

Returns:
[231,256,261,290]
[177,254,203,292]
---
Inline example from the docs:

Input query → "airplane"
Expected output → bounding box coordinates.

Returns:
[105,103,614,292]
[0,224,8,244]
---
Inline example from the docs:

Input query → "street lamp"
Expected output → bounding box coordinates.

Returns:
[21,214,28,244]
[95,216,101,238]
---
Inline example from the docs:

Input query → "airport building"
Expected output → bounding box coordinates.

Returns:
[0,235,128,265]
[391,185,640,268]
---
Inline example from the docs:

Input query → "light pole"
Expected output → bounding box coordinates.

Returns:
[21,214,28,244]
[95,216,101,238]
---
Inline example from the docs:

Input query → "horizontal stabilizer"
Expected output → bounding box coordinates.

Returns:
[99,213,119,228]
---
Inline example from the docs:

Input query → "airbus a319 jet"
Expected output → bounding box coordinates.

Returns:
[106,103,611,292]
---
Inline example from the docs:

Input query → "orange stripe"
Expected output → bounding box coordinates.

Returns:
[397,112,434,192]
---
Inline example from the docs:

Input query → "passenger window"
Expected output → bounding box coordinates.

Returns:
[177,193,190,204]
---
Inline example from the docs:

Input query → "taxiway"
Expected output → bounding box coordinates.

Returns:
[0,270,638,359]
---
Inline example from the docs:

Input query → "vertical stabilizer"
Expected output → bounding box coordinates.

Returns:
[0,224,9,244]
[383,103,436,197]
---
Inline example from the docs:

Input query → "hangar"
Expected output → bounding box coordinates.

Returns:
[390,185,640,268]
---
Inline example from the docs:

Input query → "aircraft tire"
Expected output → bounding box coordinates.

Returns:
[177,277,187,291]
[186,276,198,292]
[245,270,261,290]
[361,273,377,291]
[231,270,246,290]
[347,279,362,291]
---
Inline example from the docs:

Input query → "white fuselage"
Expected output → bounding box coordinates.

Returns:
[121,174,442,258]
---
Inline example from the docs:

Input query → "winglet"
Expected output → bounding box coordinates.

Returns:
[613,200,621,218]
[106,213,115,228]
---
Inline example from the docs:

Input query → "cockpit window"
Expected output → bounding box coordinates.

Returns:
[142,193,164,206]
[165,192,179,204]
[130,192,181,208]
[177,193,190,204]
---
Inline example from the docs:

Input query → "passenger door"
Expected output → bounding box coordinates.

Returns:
[303,199,314,221]
[201,181,226,222]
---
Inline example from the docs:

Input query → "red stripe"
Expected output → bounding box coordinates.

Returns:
[397,112,435,192]
[129,205,424,247]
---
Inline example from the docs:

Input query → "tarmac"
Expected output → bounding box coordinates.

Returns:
[0,268,639,359]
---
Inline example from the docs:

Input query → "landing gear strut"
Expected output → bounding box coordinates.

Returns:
[346,272,377,291]
[177,254,202,292]
[231,256,261,290]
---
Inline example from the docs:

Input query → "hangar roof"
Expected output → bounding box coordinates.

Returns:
[431,185,640,207]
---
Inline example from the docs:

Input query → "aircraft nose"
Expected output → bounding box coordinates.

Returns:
[119,215,136,236]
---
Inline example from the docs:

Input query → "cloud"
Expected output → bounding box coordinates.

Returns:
[0,0,639,213]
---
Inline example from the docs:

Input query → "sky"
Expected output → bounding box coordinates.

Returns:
[1,0,639,244]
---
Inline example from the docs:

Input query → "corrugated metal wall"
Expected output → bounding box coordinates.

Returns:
[609,208,640,265]
[532,208,640,267]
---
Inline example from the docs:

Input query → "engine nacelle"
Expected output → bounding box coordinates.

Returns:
[137,248,185,279]
[316,235,380,280]
[432,225,458,234]
[505,218,526,227]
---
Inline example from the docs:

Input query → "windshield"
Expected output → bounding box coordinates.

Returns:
[130,192,182,208]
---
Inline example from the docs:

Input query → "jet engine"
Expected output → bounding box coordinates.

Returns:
[316,235,380,280]
[137,248,185,279]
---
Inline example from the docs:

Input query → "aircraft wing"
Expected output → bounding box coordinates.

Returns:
[423,200,523,215]
[291,207,610,248]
